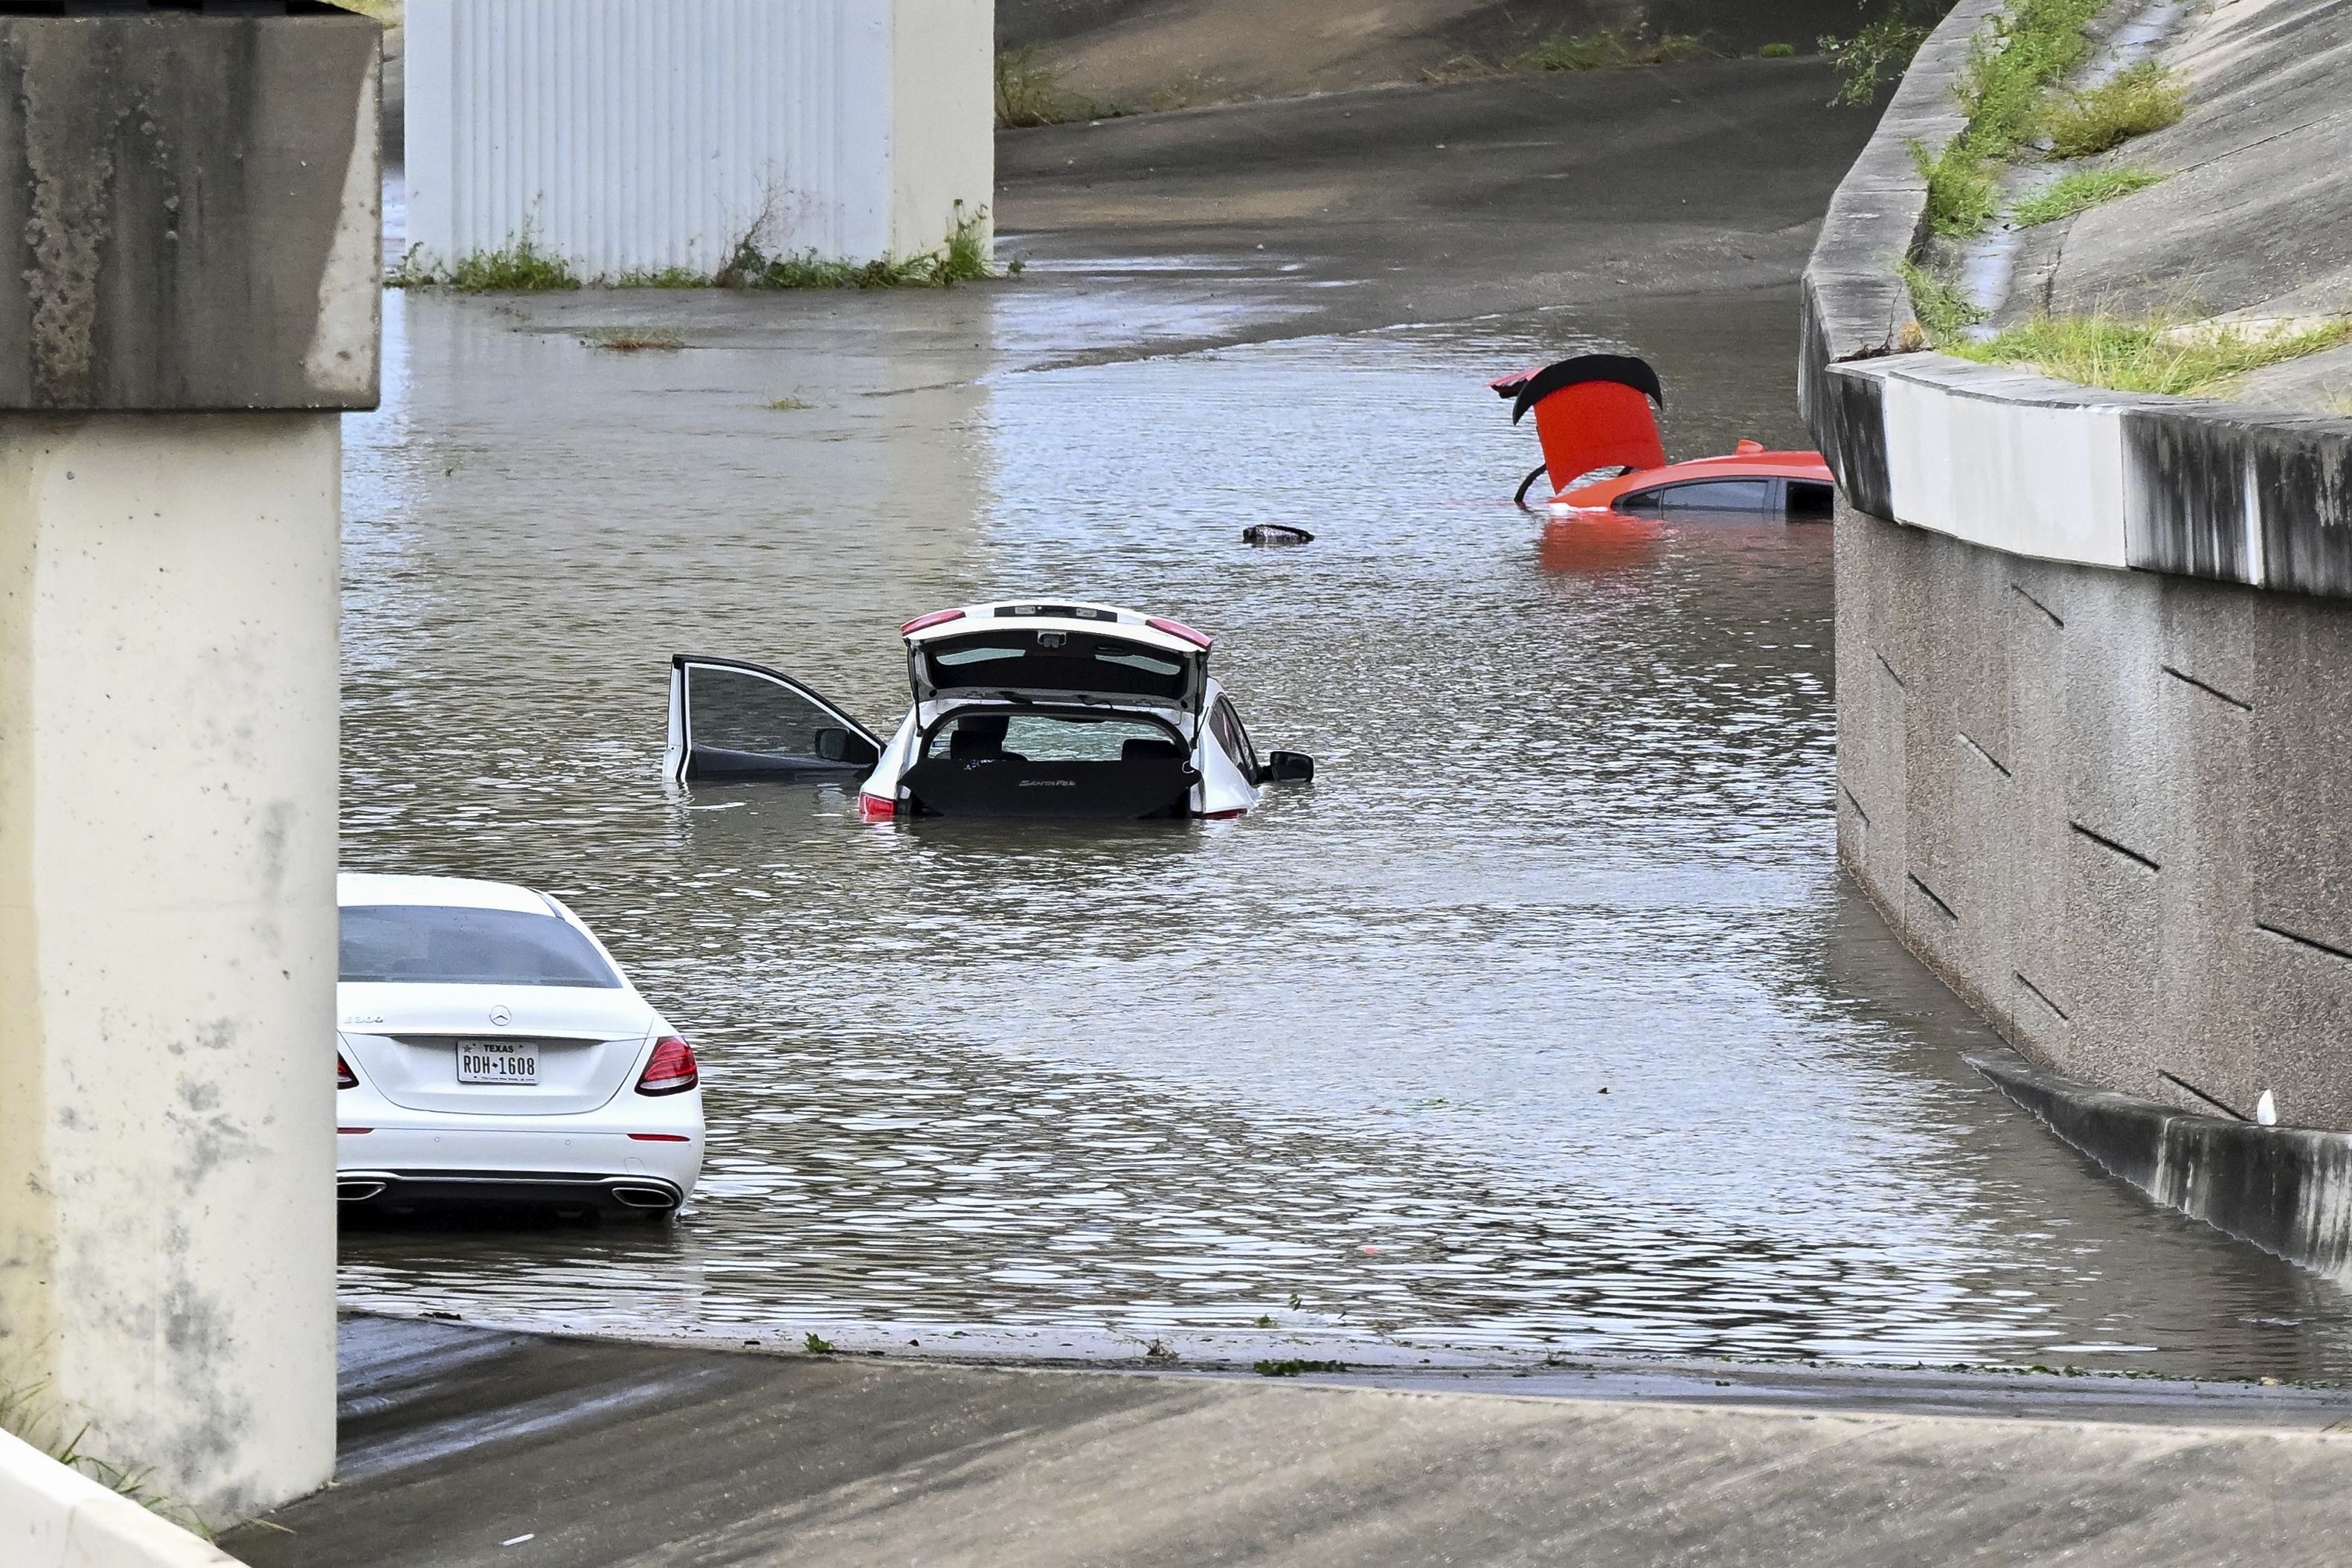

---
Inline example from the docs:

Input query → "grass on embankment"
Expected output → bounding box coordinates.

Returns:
[392,210,1006,292]
[2010,164,2165,225]
[1899,258,1984,340]
[2043,60,2185,156]
[1947,315,2352,396]
[995,45,1122,127]
[1912,0,2106,237]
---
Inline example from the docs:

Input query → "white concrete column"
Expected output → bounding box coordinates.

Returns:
[0,416,344,1520]
[890,0,996,261]
[0,9,379,1523]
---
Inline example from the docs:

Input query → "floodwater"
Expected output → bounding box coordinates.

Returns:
[335,274,2352,1380]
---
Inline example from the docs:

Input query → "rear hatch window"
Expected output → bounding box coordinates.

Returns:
[340,905,622,989]
[918,629,1192,704]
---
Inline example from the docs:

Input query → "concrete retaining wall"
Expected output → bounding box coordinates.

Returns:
[1804,0,2352,1170]
[1837,499,2352,1128]
[1,1431,237,1568]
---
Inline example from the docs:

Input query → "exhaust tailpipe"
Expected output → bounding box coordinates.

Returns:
[337,1180,387,1202]
[608,1183,678,1211]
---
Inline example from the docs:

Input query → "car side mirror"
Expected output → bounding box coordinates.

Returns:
[814,727,878,767]
[1262,751,1315,784]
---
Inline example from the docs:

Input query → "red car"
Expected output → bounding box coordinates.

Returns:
[1490,355,1835,518]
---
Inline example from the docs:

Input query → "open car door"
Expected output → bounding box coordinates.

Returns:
[664,655,882,783]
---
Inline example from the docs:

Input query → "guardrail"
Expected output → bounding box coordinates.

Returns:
[1798,0,2352,597]
[1,1433,237,1568]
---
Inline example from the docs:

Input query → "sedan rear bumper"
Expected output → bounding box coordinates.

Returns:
[336,1168,684,1215]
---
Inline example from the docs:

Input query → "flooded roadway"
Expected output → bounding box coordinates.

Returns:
[335,273,2352,1381]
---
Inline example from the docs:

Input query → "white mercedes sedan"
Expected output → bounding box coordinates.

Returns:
[335,873,703,1220]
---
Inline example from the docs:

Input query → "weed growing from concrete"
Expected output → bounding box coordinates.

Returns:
[578,327,686,353]
[2042,61,2185,157]
[1511,16,1703,71]
[1907,0,2105,237]
[0,1381,211,1537]
[610,266,711,289]
[803,1332,835,1355]
[765,396,815,411]
[391,226,582,292]
[1949,313,2352,396]
[1912,138,1999,236]
[2009,164,2164,225]
[1898,260,1985,343]
[995,46,1119,127]
[1253,1359,1349,1377]
[1820,0,1957,106]
[720,207,1000,291]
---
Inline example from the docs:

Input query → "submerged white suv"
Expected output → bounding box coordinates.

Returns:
[334,873,704,1219]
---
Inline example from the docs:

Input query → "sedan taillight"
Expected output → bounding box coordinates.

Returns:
[635,1035,698,1096]
[337,1053,357,1090]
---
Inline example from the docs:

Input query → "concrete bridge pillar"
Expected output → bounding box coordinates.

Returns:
[0,5,379,1521]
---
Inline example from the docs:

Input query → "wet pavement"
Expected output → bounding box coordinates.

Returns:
[272,1315,2352,1567]
[335,68,2352,1386]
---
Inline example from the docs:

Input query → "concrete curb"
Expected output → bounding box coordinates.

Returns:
[1969,1053,2352,1281]
[0,1432,237,1568]
[1799,0,2352,595]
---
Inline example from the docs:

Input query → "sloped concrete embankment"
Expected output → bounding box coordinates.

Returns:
[1799,0,2352,1271]
[273,1316,2352,1567]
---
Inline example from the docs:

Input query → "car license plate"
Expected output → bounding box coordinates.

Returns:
[457,1040,538,1085]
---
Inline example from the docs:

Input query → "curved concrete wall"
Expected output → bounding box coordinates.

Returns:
[1802,0,2352,1137]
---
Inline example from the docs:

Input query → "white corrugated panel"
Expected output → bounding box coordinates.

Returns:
[405,0,902,276]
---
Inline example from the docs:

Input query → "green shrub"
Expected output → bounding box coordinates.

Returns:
[2009,164,2164,225]
[1759,42,1796,58]
[1819,0,1957,106]
[2043,61,2186,156]
[1511,18,1703,71]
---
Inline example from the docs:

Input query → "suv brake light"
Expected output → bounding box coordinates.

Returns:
[635,1035,699,1096]
[337,1053,357,1090]
[1146,616,1212,649]
[900,608,965,635]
